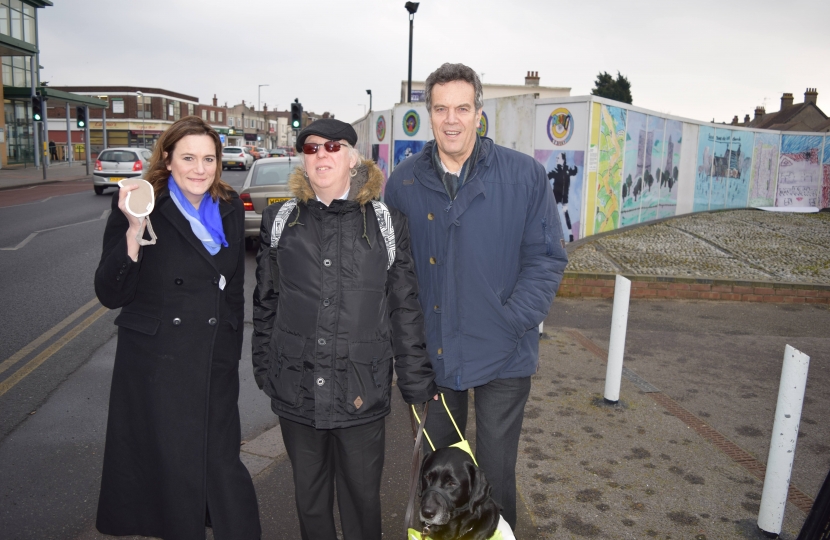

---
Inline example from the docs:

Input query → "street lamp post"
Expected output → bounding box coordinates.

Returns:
[136,90,145,148]
[258,84,269,112]
[366,89,372,112]
[405,2,419,103]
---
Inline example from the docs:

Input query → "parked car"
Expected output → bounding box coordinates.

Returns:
[256,147,268,160]
[221,146,254,170]
[268,148,287,157]
[244,145,262,160]
[238,156,299,249]
[93,147,153,195]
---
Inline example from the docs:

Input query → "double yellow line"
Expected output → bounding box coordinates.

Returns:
[0,298,109,397]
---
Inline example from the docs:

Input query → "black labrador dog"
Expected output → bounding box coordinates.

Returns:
[418,447,500,540]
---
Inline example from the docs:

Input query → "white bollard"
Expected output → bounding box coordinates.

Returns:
[603,275,631,404]
[757,345,811,536]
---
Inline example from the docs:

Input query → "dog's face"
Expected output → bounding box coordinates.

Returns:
[419,447,499,540]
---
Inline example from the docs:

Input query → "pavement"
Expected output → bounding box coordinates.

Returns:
[2,170,829,539]
[0,160,93,191]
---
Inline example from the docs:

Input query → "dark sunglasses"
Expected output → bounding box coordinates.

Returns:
[302,141,350,154]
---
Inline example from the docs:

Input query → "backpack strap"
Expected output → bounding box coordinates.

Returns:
[270,198,395,270]
[371,200,396,270]
[270,198,298,248]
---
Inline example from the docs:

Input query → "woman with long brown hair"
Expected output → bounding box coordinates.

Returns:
[94,116,260,539]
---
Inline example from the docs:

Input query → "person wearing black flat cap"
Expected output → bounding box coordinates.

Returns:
[252,118,438,540]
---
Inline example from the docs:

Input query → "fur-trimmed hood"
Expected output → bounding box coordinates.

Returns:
[288,158,385,205]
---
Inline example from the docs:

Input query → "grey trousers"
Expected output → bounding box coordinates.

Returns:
[423,376,532,529]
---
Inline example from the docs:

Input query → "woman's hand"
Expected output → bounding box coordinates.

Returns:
[118,184,146,262]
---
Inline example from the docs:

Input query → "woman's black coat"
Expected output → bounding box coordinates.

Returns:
[94,189,259,539]
[252,160,437,429]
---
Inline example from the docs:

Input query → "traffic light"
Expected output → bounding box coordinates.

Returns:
[290,99,303,130]
[76,106,86,128]
[31,95,43,121]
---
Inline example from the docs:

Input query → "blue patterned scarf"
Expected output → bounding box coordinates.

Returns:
[167,176,227,255]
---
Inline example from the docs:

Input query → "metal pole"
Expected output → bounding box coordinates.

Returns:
[603,275,632,403]
[41,96,49,179]
[30,55,39,168]
[407,14,414,103]
[757,345,811,537]
[84,106,91,175]
[65,102,72,163]
[102,108,108,150]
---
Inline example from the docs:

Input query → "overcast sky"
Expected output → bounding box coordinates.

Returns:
[40,0,830,125]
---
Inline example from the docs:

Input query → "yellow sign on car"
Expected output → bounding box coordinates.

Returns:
[109,177,123,183]
[268,197,290,205]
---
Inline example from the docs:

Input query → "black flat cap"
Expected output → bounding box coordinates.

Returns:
[295,119,358,152]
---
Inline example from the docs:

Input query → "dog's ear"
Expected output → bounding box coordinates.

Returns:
[467,461,492,511]
[418,452,431,497]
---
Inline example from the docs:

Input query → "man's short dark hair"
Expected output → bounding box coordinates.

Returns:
[425,63,483,114]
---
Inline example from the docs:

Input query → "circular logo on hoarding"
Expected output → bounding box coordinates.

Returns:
[376,115,386,141]
[547,107,573,146]
[403,110,420,136]
[477,111,488,137]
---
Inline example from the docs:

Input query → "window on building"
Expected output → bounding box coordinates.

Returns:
[210,110,215,122]
[170,101,180,121]
[188,103,194,116]
[0,1,35,45]
[218,111,223,122]
[229,117,234,127]
[137,94,151,119]
[1,55,31,88]
[201,109,207,120]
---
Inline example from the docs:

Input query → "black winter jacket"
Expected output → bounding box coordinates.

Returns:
[252,160,437,429]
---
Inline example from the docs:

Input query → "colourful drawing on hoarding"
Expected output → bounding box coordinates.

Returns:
[547,107,574,146]
[620,111,647,227]
[693,127,715,212]
[376,115,386,141]
[776,135,823,207]
[638,116,666,222]
[724,130,754,209]
[402,110,420,136]
[372,143,389,183]
[537,149,584,242]
[477,111,489,137]
[748,132,780,207]
[822,137,830,209]
[709,129,733,210]
[594,105,626,233]
[394,140,425,166]
[658,119,683,218]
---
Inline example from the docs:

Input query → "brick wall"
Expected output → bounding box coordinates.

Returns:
[558,273,830,304]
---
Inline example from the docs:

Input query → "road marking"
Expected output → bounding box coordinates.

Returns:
[0,211,110,250]
[0,298,100,376]
[0,305,109,397]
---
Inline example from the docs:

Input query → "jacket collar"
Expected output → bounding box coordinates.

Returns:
[414,138,493,192]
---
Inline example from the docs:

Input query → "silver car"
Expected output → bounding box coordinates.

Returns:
[222,146,254,171]
[238,157,299,248]
[93,147,153,195]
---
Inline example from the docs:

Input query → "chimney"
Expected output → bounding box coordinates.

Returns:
[754,106,765,120]
[212,94,217,107]
[524,71,540,86]
[780,93,793,110]
[731,115,739,125]
[744,114,750,124]
[263,103,268,113]
[805,88,818,105]
[242,99,246,107]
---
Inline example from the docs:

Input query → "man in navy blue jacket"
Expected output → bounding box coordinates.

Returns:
[385,63,568,529]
